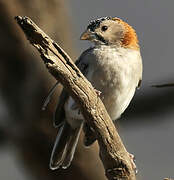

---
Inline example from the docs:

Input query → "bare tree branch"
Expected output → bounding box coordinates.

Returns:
[152,83,174,88]
[15,16,136,180]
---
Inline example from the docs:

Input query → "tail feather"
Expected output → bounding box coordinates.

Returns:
[49,121,83,170]
[62,124,82,168]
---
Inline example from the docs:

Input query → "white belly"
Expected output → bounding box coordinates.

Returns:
[64,46,142,128]
[64,83,136,128]
[107,85,136,120]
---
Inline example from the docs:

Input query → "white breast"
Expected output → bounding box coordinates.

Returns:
[65,45,142,127]
[87,46,142,120]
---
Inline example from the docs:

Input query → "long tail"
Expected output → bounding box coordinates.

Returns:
[49,121,83,170]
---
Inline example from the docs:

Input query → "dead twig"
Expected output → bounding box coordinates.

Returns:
[152,83,174,88]
[15,16,136,180]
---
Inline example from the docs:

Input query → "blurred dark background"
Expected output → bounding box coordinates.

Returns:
[0,0,174,180]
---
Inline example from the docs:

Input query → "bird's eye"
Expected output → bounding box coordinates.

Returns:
[101,26,108,31]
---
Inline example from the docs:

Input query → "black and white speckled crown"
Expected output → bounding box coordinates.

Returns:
[87,16,112,32]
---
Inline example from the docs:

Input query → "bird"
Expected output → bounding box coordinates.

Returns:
[49,16,143,170]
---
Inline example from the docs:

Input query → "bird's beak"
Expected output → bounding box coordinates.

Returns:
[80,29,94,40]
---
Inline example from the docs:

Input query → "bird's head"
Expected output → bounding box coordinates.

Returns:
[80,17,139,50]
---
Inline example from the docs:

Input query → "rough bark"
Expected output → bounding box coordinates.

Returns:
[15,16,136,180]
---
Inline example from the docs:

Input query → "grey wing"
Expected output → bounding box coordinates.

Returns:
[75,55,89,76]
[54,55,89,127]
[54,89,68,127]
